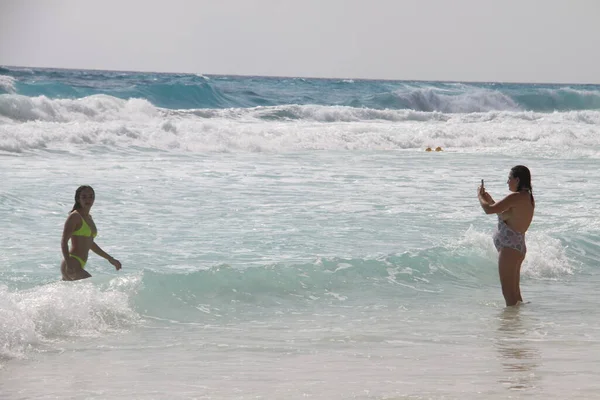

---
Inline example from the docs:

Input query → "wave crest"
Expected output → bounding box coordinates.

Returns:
[0,279,139,361]
[0,94,159,123]
[0,75,16,94]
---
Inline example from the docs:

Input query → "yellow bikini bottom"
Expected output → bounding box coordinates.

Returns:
[70,254,87,269]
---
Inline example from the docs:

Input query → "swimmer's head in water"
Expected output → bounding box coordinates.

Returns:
[71,185,95,212]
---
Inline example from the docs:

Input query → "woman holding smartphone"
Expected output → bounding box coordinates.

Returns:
[478,166,535,306]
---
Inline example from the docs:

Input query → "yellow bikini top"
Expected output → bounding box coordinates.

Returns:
[72,215,97,238]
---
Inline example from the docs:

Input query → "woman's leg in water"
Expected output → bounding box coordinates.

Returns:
[516,258,524,303]
[60,259,71,281]
[498,248,525,306]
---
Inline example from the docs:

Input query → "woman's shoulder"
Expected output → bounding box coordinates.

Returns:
[514,191,534,208]
[67,211,83,221]
[502,191,530,207]
[516,190,533,201]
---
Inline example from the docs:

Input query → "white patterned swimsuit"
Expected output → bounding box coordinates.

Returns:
[493,216,526,254]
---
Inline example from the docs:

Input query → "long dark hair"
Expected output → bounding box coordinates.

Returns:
[71,185,95,212]
[511,165,534,206]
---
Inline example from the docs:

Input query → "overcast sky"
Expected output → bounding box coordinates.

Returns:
[1,0,598,83]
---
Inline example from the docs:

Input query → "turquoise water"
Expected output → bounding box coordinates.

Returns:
[3,66,600,112]
[1,67,600,399]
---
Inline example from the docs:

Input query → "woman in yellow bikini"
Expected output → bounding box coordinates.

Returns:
[478,166,535,306]
[60,185,122,281]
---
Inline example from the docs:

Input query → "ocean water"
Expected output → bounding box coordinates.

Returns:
[1,66,600,399]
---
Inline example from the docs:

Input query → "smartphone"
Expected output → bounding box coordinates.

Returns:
[481,179,484,187]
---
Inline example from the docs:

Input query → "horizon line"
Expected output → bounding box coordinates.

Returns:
[2,63,600,86]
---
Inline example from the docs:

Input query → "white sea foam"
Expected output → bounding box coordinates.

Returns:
[2,94,600,155]
[0,279,139,360]
[0,94,158,123]
[0,76,16,94]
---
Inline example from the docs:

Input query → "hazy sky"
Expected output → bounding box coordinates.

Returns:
[1,0,599,83]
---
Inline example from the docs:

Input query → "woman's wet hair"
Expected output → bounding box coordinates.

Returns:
[71,185,95,212]
[511,165,534,206]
